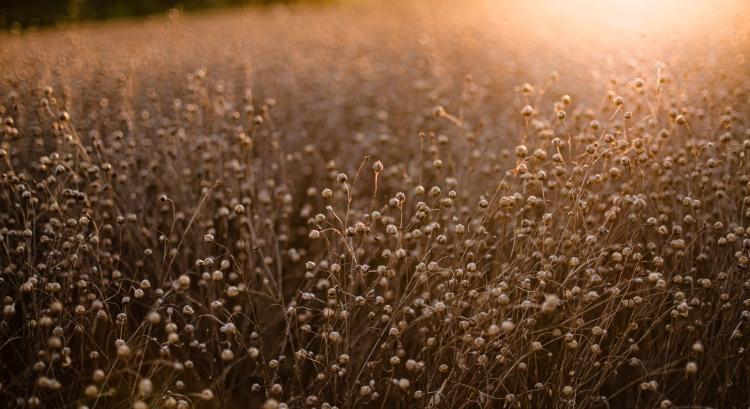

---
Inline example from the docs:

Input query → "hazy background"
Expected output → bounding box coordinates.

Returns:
[0,0,330,28]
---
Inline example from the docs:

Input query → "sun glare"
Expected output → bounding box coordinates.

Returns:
[487,0,743,37]
[548,0,710,30]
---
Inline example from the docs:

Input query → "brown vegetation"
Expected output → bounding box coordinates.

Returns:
[1,1,749,408]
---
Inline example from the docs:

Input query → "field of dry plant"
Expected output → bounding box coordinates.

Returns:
[1,0,749,408]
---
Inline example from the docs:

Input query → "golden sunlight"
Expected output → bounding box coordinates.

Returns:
[486,0,745,37]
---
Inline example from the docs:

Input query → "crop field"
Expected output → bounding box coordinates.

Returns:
[0,0,749,408]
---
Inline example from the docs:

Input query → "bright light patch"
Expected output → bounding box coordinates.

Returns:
[543,0,710,31]
[483,0,743,37]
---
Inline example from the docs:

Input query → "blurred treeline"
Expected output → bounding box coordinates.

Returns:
[0,0,326,28]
